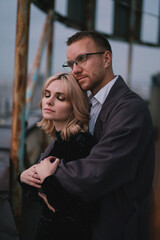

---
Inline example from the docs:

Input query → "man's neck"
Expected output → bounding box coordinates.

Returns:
[91,73,116,96]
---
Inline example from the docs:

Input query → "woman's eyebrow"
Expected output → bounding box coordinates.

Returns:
[45,89,64,95]
[45,89,50,94]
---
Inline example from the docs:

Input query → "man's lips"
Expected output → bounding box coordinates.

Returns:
[76,76,87,82]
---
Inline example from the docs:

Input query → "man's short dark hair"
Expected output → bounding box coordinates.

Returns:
[67,31,112,53]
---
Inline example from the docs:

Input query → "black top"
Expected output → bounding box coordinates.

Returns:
[41,131,96,220]
[19,131,96,240]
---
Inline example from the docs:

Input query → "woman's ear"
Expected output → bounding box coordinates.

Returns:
[104,51,112,67]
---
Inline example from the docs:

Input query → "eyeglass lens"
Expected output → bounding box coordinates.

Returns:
[62,52,105,73]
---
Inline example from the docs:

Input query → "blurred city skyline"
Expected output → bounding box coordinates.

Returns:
[0,0,160,100]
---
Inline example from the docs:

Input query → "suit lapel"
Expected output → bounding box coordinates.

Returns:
[94,76,129,140]
[39,140,55,161]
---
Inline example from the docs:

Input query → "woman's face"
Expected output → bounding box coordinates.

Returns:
[42,80,73,131]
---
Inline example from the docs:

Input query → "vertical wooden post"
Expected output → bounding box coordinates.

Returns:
[10,0,31,225]
[86,0,96,31]
[46,2,55,78]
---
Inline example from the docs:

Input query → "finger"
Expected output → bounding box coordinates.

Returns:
[29,173,41,183]
[39,194,45,200]
[38,192,45,198]
[33,173,41,180]
[54,158,60,165]
[44,156,56,162]
[31,177,42,184]
[31,171,36,178]
[49,158,60,174]
[49,206,56,213]
[27,180,41,188]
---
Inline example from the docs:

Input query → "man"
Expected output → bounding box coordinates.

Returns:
[39,31,155,239]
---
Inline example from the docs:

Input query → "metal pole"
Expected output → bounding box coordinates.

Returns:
[126,0,136,87]
[158,0,160,44]
[10,0,31,224]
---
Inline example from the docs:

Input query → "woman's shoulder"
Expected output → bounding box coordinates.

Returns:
[64,132,95,162]
[70,131,97,152]
[71,131,96,143]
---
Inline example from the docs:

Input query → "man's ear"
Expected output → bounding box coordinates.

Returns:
[104,51,112,67]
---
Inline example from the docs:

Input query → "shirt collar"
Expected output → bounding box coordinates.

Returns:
[88,75,118,105]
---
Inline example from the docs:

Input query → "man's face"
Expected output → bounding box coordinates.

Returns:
[66,37,106,95]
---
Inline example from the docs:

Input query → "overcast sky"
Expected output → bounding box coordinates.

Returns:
[0,0,160,100]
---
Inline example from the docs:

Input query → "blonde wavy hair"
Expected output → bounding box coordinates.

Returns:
[37,73,90,140]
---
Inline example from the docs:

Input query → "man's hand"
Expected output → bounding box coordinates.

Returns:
[36,157,60,182]
[38,192,56,213]
[20,165,42,188]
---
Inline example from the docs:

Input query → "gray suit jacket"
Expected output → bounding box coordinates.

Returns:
[41,76,155,240]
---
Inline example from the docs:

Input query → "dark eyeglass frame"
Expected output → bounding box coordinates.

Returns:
[62,52,105,72]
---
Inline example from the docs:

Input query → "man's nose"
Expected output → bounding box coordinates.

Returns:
[72,62,82,74]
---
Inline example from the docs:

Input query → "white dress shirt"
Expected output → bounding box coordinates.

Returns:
[88,75,118,135]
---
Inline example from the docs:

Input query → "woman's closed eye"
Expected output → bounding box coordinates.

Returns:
[44,89,65,101]
[44,90,51,98]
[57,94,65,101]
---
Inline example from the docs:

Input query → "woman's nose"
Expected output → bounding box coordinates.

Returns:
[46,97,54,105]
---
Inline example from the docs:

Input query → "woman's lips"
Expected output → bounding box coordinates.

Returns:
[44,108,54,112]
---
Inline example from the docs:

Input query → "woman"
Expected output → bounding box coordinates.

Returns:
[19,73,96,240]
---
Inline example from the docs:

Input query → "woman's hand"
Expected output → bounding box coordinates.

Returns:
[36,156,60,182]
[20,165,42,188]
[38,192,56,213]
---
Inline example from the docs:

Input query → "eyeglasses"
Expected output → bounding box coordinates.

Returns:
[62,52,105,73]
